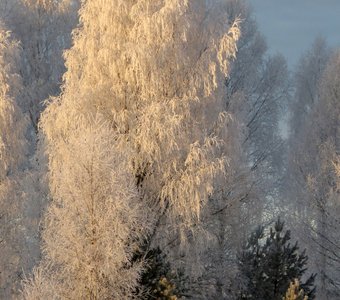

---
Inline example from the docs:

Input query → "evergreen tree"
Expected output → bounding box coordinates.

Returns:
[238,218,316,300]
[133,245,186,300]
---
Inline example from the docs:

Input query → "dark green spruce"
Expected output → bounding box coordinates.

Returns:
[237,218,316,300]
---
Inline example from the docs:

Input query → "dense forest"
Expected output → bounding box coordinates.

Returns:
[0,0,339,299]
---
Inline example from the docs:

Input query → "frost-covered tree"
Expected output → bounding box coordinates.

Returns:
[285,38,332,226]
[193,1,290,298]
[183,110,249,299]
[23,0,241,298]
[0,1,79,297]
[22,117,150,299]
[286,45,340,299]
[0,26,48,298]
[289,37,331,136]
[0,29,27,176]
[58,0,240,227]
[285,38,331,223]
[0,27,33,298]
[226,0,290,201]
[0,0,79,129]
[45,0,240,242]
[301,52,340,298]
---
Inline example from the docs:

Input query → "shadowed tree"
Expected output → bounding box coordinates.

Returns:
[238,218,316,300]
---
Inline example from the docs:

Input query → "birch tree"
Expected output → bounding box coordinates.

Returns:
[0,27,32,298]
[193,1,289,297]
[23,0,241,298]
[304,52,340,298]
[286,47,340,299]
[0,0,79,129]
[0,1,79,297]
[0,29,27,175]
[225,0,290,198]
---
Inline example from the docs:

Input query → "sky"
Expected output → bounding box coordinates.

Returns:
[249,0,340,69]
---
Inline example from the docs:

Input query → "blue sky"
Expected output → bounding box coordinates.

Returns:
[249,0,340,69]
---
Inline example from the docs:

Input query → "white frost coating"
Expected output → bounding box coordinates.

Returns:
[287,46,340,297]
[44,0,240,226]
[0,26,31,299]
[23,117,150,299]
[23,0,240,297]
[0,29,28,178]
